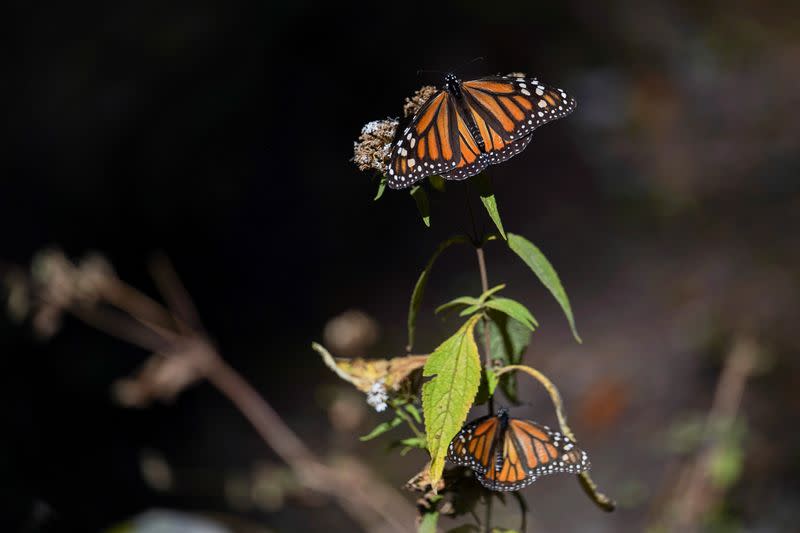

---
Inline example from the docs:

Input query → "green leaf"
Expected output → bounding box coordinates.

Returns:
[475,366,501,406]
[477,311,533,403]
[474,173,506,240]
[437,285,505,318]
[478,283,506,303]
[407,236,470,351]
[709,441,744,489]
[429,174,446,192]
[359,415,402,441]
[399,436,427,449]
[486,367,499,396]
[484,298,538,331]
[458,304,483,317]
[404,403,423,424]
[419,512,439,533]
[410,185,431,227]
[374,175,387,201]
[436,296,480,316]
[507,233,582,343]
[422,315,482,486]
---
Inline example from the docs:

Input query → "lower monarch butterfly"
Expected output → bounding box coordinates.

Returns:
[447,408,590,492]
[387,73,576,189]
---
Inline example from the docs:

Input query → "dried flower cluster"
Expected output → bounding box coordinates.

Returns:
[112,338,215,407]
[352,118,398,174]
[402,85,438,118]
[3,248,116,337]
[352,84,439,176]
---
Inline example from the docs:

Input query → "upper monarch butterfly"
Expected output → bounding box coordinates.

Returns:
[387,73,576,189]
[447,408,590,492]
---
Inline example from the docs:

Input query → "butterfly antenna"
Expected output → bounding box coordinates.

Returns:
[416,68,444,76]
[453,56,485,75]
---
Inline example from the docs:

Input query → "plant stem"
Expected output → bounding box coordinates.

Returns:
[476,247,494,416]
[476,246,494,533]
[395,404,425,440]
[484,493,493,533]
[463,180,480,245]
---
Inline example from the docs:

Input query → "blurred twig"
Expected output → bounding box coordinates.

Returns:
[6,249,415,533]
[657,337,758,531]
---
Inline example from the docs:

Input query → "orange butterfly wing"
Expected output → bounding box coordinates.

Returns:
[447,415,498,475]
[494,419,590,490]
[441,76,576,182]
[387,92,462,189]
[388,75,576,188]
[462,76,576,143]
[448,414,590,492]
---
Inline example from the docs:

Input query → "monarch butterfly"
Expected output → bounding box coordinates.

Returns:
[447,408,590,492]
[387,73,576,189]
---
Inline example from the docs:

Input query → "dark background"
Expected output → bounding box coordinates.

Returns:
[3,1,800,531]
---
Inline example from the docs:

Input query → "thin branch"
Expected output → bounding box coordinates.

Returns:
[483,492,492,533]
[496,365,572,439]
[205,356,412,532]
[102,279,178,331]
[25,253,416,533]
[148,253,205,334]
[395,405,425,440]
[475,247,494,416]
[512,491,528,532]
[475,246,494,532]
[66,304,172,354]
[463,181,480,246]
[659,337,758,529]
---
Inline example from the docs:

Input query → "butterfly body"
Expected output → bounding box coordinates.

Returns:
[447,408,590,492]
[443,74,487,153]
[387,74,576,189]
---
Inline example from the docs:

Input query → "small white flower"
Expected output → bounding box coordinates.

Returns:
[366,380,389,412]
[361,120,383,135]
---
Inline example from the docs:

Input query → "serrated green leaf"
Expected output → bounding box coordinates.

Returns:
[477,311,533,403]
[429,174,446,192]
[407,236,470,351]
[359,415,402,441]
[484,298,538,331]
[436,296,480,316]
[374,175,387,201]
[419,512,439,533]
[410,185,431,227]
[474,173,506,240]
[507,233,581,343]
[422,315,482,486]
